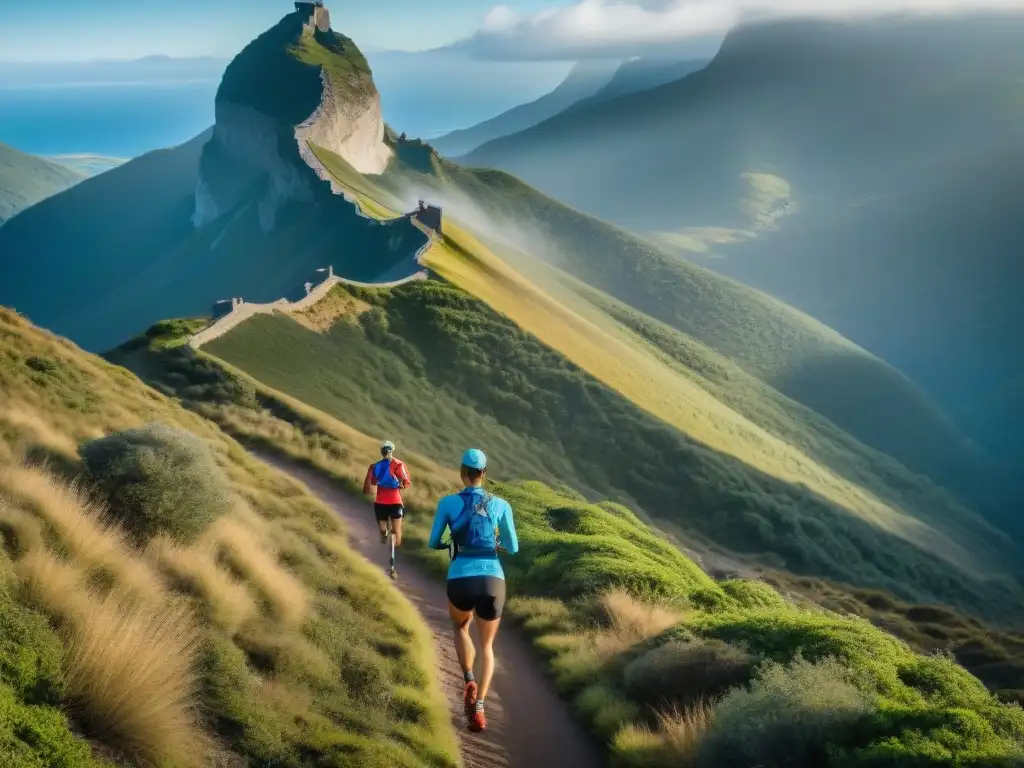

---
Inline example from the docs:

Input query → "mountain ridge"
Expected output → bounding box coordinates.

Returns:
[0,142,84,224]
[431,59,621,156]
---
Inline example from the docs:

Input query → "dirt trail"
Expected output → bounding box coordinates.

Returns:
[260,455,604,768]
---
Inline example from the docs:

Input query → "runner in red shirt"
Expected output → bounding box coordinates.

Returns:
[362,440,411,579]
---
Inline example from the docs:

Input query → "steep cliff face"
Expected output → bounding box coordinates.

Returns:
[192,5,391,231]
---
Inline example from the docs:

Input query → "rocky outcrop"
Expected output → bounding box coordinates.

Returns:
[295,69,391,176]
[191,4,391,232]
[192,101,316,231]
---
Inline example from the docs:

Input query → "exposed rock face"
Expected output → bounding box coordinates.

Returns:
[192,4,391,232]
[295,69,391,176]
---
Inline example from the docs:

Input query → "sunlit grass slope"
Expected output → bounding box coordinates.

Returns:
[0,307,458,767]
[427,224,993,568]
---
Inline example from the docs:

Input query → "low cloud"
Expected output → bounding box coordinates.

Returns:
[456,0,1024,60]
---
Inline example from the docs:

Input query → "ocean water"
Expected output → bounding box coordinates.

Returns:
[0,82,219,158]
[0,56,570,161]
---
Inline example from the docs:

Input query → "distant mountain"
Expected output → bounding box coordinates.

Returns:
[459,13,1024,469]
[48,155,126,177]
[431,60,620,156]
[0,143,83,224]
[366,49,571,140]
[575,57,710,108]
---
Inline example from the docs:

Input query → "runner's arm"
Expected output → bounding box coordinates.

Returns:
[398,462,411,489]
[427,501,449,550]
[497,500,519,555]
[362,464,375,496]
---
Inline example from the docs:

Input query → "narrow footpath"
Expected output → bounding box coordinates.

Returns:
[259,455,605,768]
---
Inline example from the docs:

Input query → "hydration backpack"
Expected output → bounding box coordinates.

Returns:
[373,459,402,490]
[450,491,498,559]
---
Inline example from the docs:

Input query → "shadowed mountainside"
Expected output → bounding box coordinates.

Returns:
[0,142,83,224]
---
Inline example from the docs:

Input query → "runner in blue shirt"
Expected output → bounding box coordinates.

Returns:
[428,448,519,733]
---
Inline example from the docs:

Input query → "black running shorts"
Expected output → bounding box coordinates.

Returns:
[373,503,404,522]
[446,576,506,621]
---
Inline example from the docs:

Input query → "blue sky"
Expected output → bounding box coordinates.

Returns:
[0,0,561,62]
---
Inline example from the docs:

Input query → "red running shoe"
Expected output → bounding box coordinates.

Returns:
[462,680,478,718]
[468,704,487,733]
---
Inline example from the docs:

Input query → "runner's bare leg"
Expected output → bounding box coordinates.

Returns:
[449,603,475,677]
[475,617,501,701]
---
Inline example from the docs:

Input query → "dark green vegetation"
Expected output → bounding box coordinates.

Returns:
[448,480,1024,766]
[82,424,233,544]
[0,307,458,767]
[459,14,1024,473]
[0,13,423,354]
[0,592,107,767]
[764,572,1024,707]
[0,143,83,225]
[431,60,621,157]
[202,281,1022,620]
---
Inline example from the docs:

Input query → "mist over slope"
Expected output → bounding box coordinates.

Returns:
[459,12,1024,469]
[0,143,83,223]
[0,8,426,352]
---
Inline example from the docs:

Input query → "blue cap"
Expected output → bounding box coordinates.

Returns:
[461,448,487,470]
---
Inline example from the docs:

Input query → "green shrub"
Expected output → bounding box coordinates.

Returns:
[722,579,789,610]
[698,656,873,767]
[624,638,755,708]
[0,683,103,768]
[81,423,232,543]
[0,592,64,706]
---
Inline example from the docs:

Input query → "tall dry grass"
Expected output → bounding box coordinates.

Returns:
[206,516,309,627]
[613,701,715,767]
[148,535,259,635]
[0,501,45,557]
[0,463,164,600]
[597,589,682,654]
[18,549,210,767]
[0,406,80,460]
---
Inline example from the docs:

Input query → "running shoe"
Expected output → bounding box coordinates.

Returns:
[380,529,389,544]
[468,702,487,732]
[389,566,397,580]
[462,680,478,718]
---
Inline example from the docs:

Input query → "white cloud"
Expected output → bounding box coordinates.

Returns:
[457,0,1024,60]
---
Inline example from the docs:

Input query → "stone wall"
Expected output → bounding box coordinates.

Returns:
[188,270,428,350]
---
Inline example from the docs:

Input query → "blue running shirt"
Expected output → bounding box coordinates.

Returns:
[428,487,519,580]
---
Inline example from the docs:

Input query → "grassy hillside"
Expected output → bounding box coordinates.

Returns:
[110,328,1024,765]
[457,14,1024,468]
[196,275,1023,621]
[311,140,981,505]
[0,143,83,224]
[0,307,458,766]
